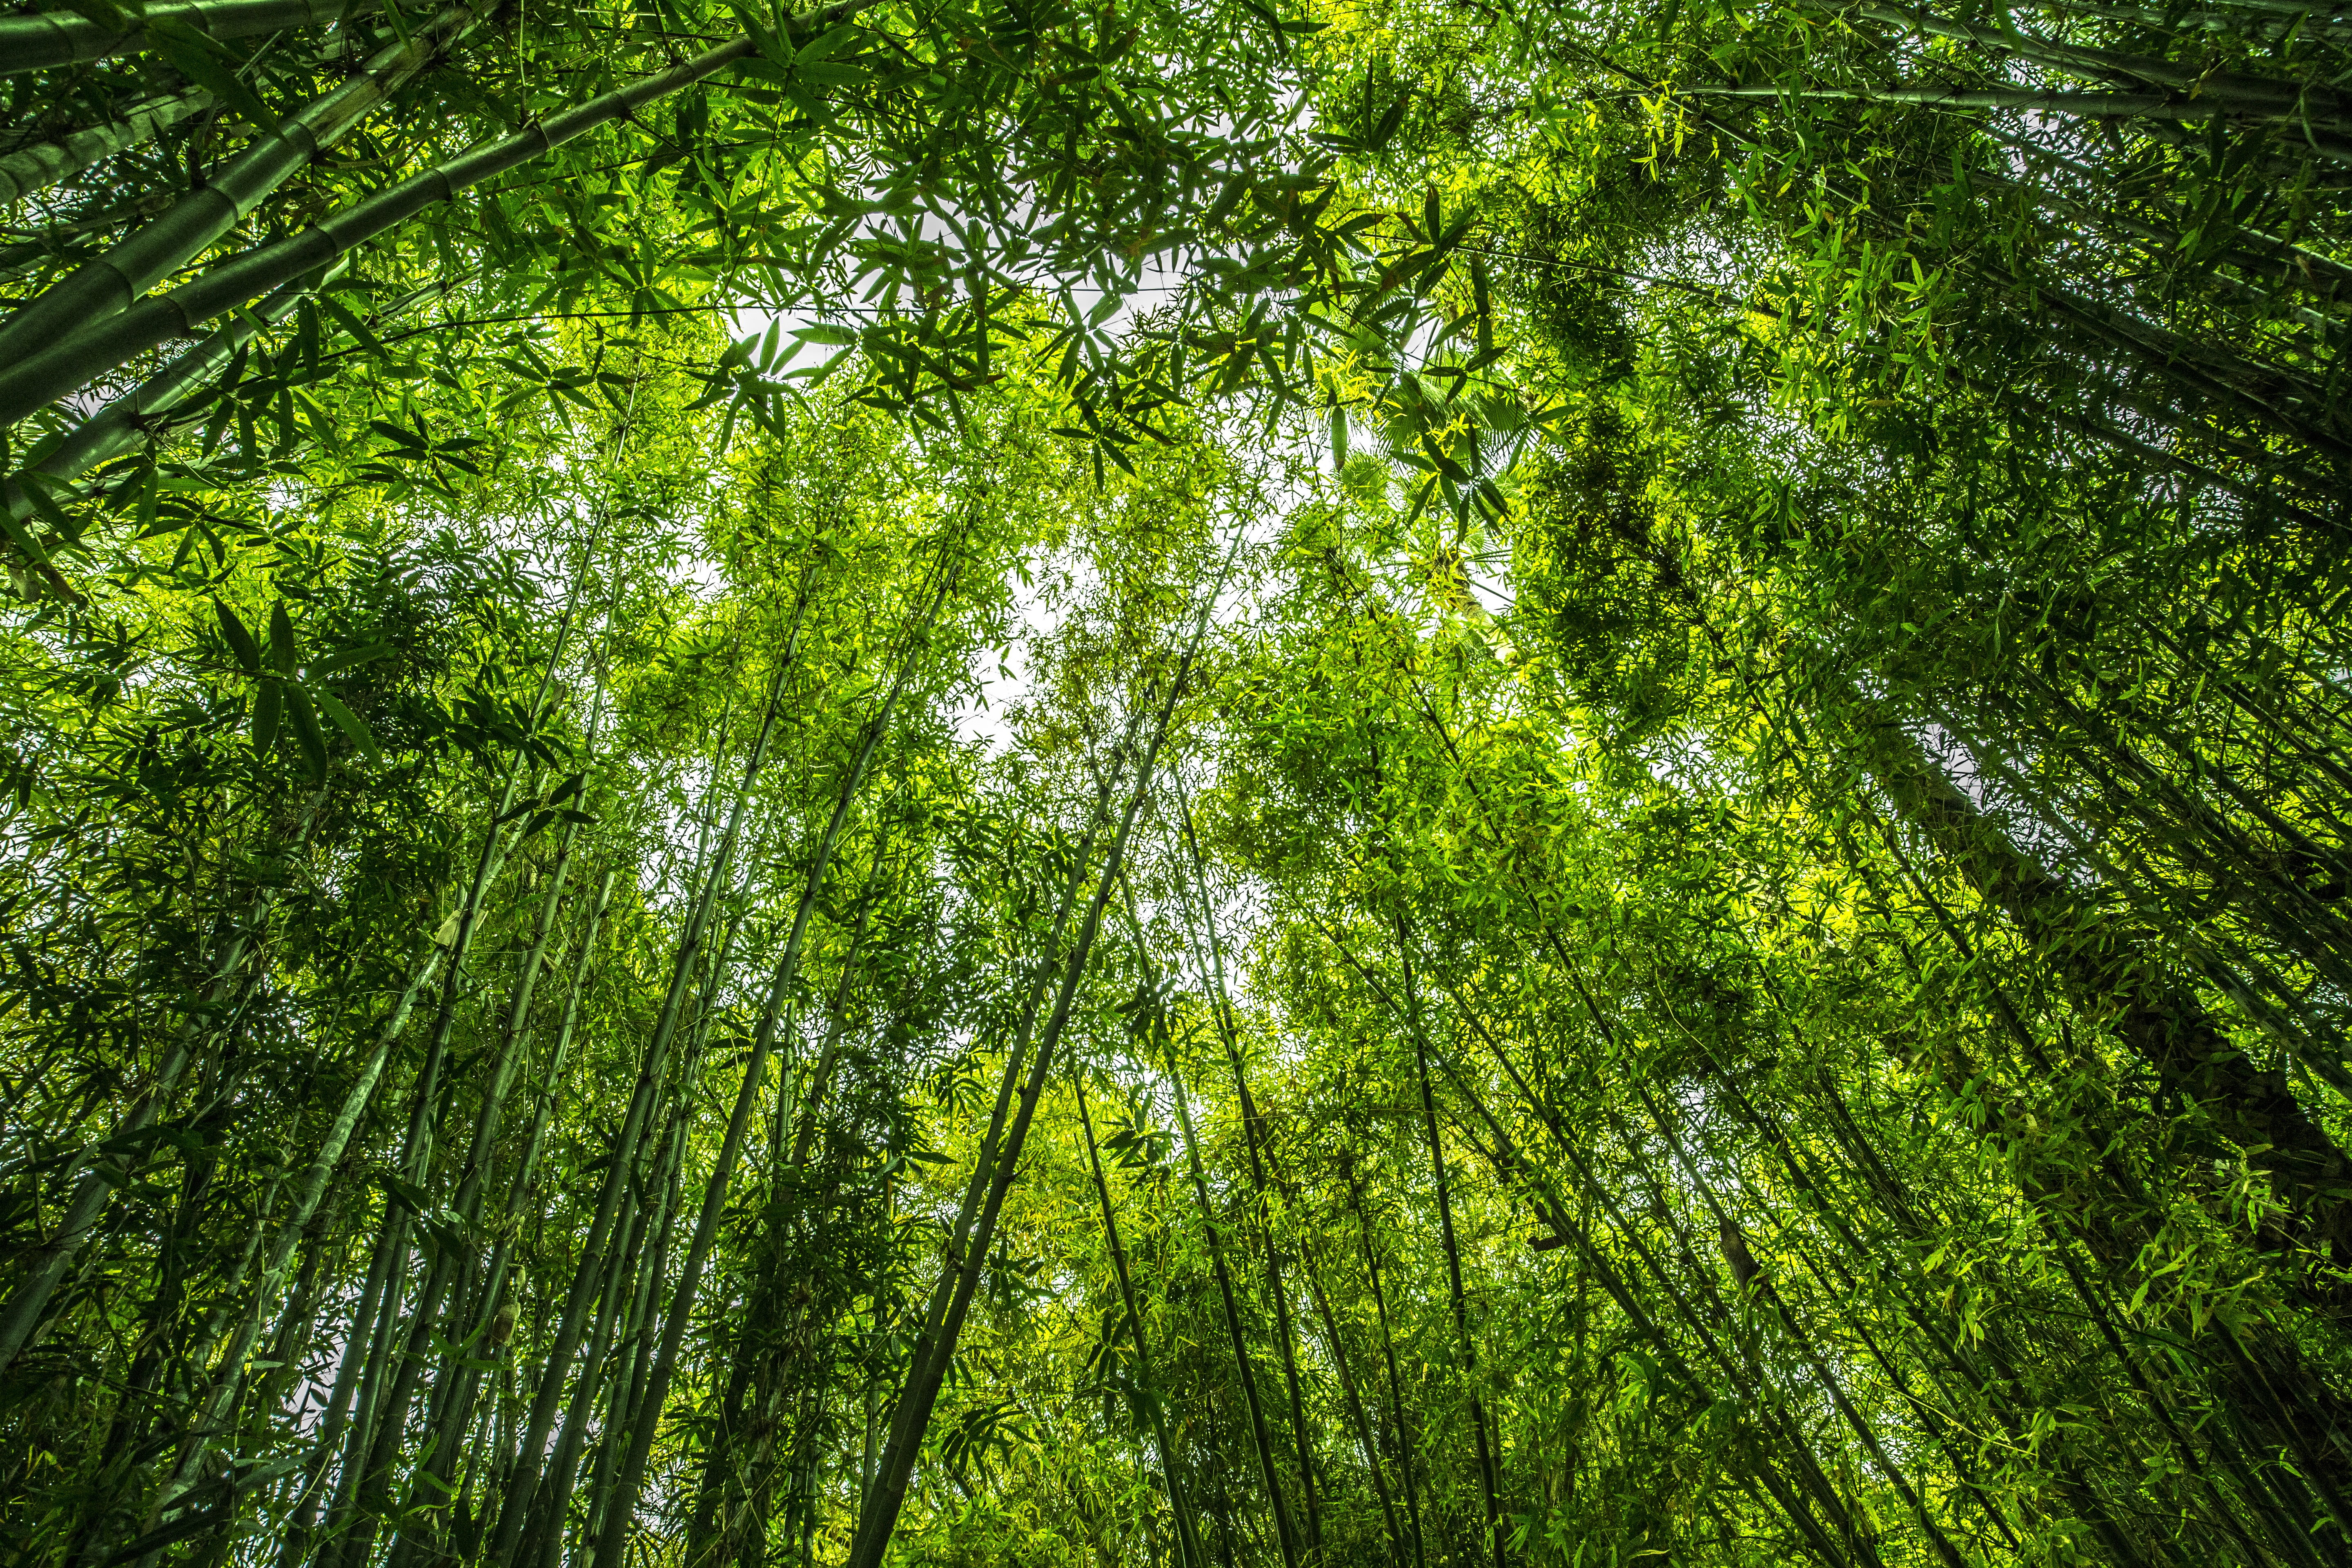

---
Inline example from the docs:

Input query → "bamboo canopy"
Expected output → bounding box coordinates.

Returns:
[2,0,2351,1566]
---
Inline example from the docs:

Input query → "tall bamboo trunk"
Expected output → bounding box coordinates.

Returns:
[482,652,791,1566]
[1172,784,1323,1558]
[591,553,962,1567]
[1846,705,2352,1269]
[0,0,881,425]
[846,535,1235,1568]
[1074,1067,1207,1568]
[147,938,445,1522]
[1161,980,1301,1568]
[0,0,365,76]
[1344,1170,1425,1568]
[1394,920,1503,1568]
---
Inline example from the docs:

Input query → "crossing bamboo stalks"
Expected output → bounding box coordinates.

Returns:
[1341,1165,1424,1568]
[380,816,603,1566]
[0,264,471,541]
[0,0,365,76]
[1845,704,2352,1267]
[1169,779,1326,1558]
[327,547,605,1566]
[846,531,1238,1568]
[1392,916,1503,1568]
[1295,1233,1407,1564]
[687,845,894,1564]
[141,938,444,1533]
[1158,958,1302,1568]
[581,901,745,1564]
[0,0,485,376]
[0,0,879,427]
[1319,916,1873,1568]
[1073,1065,1206,1568]
[592,550,962,1568]
[484,620,797,1567]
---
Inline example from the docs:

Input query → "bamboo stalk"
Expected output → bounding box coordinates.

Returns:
[1169,781,1324,1561]
[1159,963,1302,1568]
[1073,1067,1207,1568]
[1392,916,1503,1568]
[0,0,486,377]
[591,551,962,1568]
[0,0,880,425]
[0,85,211,207]
[153,939,442,1518]
[0,0,364,76]
[846,530,1238,1568]
[483,624,796,1567]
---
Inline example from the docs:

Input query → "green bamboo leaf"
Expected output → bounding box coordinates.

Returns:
[145,20,280,131]
[269,601,298,676]
[215,601,262,675]
[282,684,328,781]
[310,686,382,764]
[252,677,281,757]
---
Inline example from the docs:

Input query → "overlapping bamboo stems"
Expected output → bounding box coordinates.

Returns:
[1318,610,1913,1558]
[0,0,880,434]
[1070,1058,1207,1568]
[1338,1163,1424,1568]
[688,842,895,1567]
[1289,1225,1405,1564]
[0,85,211,208]
[1581,44,2352,495]
[844,528,1238,1568]
[414,862,615,1552]
[1389,916,1503,1568]
[1314,913,1875,1568]
[483,588,808,1565]
[317,523,613,1568]
[0,0,486,373]
[1842,795,2352,1550]
[381,804,601,1547]
[1850,823,2337,1559]
[590,536,968,1567]
[578,906,742,1555]
[1572,982,1973,1568]
[0,0,365,76]
[1393,729,2111,1562]
[1925,686,2352,1101]
[1166,781,1324,1561]
[380,572,635,1565]
[3,263,460,545]
[150,936,447,1510]
[1666,959,2254,1561]
[1646,630,2342,1561]
[1837,702,2352,1265]
[1152,936,1302,1568]
[0,791,320,1378]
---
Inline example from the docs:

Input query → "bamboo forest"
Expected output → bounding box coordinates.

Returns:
[12,0,2352,1564]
